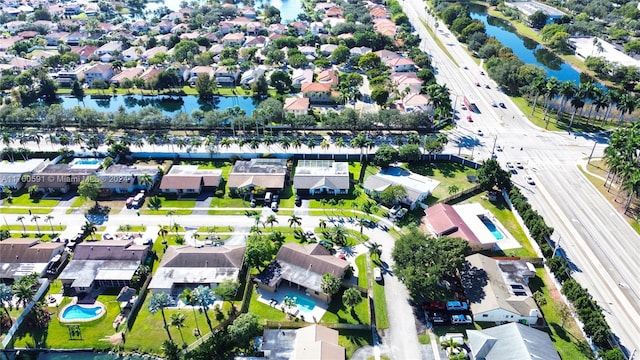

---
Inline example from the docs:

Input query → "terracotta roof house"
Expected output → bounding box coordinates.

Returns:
[97,164,160,195]
[261,324,346,360]
[84,63,114,86]
[139,67,163,83]
[385,57,416,72]
[363,166,439,210]
[369,6,389,19]
[294,160,349,196]
[148,245,246,295]
[0,159,47,190]
[222,32,245,46]
[227,158,288,193]
[317,69,339,87]
[72,45,98,63]
[302,82,334,104]
[399,93,431,113]
[291,68,314,87]
[188,66,216,84]
[284,97,310,116]
[109,67,144,85]
[58,240,149,293]
[159,165,222,196]
[0,238,65,281]
[325,6,343,18]
[462,254,540,325]
[390,72,423,96]
[9,56,39,71]
[423,203,505,251]
[215,66,241,86]
[255,243,349,302]
[466,322,561,360]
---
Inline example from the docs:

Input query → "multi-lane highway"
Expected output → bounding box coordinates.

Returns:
[402,0,640,354]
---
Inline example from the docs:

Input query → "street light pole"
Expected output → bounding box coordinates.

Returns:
[491,134,498,155]
[587,140,598,164]
[552,236,561,258]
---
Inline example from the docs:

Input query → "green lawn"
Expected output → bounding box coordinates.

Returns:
[117,225,147,232]
[3,193,60,207]
[405,162,476,204]
[141,196,194,215]
[247,285,286,323]
[371,257,389,330]
[0,224,66,232]
[339,330,373,359]
[0,208,52,214]
[529,269,593,360]
[320,288,370,326]
[355,254,368,288]
[197,225,235,233]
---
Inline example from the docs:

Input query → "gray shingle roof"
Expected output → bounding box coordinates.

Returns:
[467,322,561,360]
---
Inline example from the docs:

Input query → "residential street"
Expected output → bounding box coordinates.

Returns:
[401,0,640,353]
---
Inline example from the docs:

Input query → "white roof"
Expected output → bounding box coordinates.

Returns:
[453,203,500,246]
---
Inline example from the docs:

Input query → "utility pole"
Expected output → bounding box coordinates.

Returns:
[491,135,498,156]
[552,236,561,258]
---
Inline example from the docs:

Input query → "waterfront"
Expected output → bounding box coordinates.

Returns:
[58,95,259,116]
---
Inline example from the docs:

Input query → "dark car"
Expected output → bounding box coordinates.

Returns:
[499,102,506,108]
[431,312,447,324]
[422,301,447,311]
[295,195,301,207]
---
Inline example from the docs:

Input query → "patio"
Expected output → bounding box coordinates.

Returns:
[255,283,328,323]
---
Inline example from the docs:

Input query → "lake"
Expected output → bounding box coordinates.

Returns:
[146,0,303,23]
[58,95,259,116]
[470,6,585,84]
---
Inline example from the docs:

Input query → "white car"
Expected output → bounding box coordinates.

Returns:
[506,162,515,170]
[477,129,483,136]
[526,176,535,185]
[515,161,524,169]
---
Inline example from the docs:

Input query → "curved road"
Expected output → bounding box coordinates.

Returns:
[402,0,640,354]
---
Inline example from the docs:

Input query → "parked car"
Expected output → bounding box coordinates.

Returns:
[466,115,473,122]
[499,102,506,108]
[273,194,279,203]
[295,195,302,207]
[250,198,257,208]
[102,233,114,240]
[515,161,524,169]
[374,267,383,282]
[125,197,134,208]
[477,129,483,136]
[491,102,497,107]
[526,176,535,185]
[422,301,447,311]
[431,312,447,323]
[506,162,515,170]
[446,301,469,311]
[389,205,402,216]
[451,314,473,324]
[270,201,278,211]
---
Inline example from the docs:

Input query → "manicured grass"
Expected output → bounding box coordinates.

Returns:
[207,209,263,215]
[197,225,235,233]
[247,285,286,323]
[420,19,458,66]
[339,330,373,359]
[320,288,370,326]
[117,225,147,232]
[355,254,368,288]
[529,269,593,360]
[0,208,52,214]
[405,162,477,204]
[71,196,87,208]
[0,224,66,232]
[3,193,60,207]
[418,333,431,344]
[370,256,388,330]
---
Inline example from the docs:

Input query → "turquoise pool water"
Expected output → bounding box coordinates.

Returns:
[73,159,101,165]
[481,218,504,240]
[61,305,103,321]
[286,293,316,314]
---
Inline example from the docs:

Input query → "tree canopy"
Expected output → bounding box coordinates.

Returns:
[392,227,471,302]
[477,158,512,191]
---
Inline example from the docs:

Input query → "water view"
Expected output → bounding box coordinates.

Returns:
[59,95,259,116]
[469,6,584,84]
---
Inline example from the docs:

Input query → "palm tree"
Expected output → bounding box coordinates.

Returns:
[543,77,560,128]
[332,224,348,246]
[556,81,576,123]
[530,76,546,115]
[335,137,345,153]
[31,215,41,233]
[568,93,585,130]
[138,173,154,190]
[278,136,291,151]
[170,313,187,346]
[350,133,374,162]
[16,216,26,234]
[584,84,601,123]
[147,134,158,150]
[220,137,233,150]
[148,292,175,341]
[82,221,97,240]
[265,214,278,229]
[319,219,327,229]
[621,169,640,212]
[193,285,216,332]
[0,283,14,326]
[367,242,382,260]
[45,215,55,233]
[12,281,35,308]
[291,139,302,151]
[158,225,170,244]
[357,217,368,234]
[175,138,187,152]
[616,93,637,127]
[179,288,200,335]
[288,215,302,228]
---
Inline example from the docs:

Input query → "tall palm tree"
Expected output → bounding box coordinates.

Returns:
[179,288,200,334]
[351,133,371,163]
[622,169,640,212]
[543,77,560,128]
[192,285,216,332]
[332,224,348,246]
[0,283,14,326]
[82,221,97,240]
[367,242,382,259]
[31,215,41,233]
[16,216,26,234]
[45,215,55,233]
[147,134,158,150]
[220,137,233,150]
[600,88,619,126]
[556,81,576,122]
[584,84,602,123]
[291,139,302,151]
[288,215,302,228]
[616,93,637,127]
[530,76,547,115]
[148,292,175,341]
[158,225,170,244]
[335,137,345,154]
[170,313,187,346]
[278,136,291,151]
[592,91,609,125]
[138,173,154,190]
[265,214,278,230]
[568,93,585,130]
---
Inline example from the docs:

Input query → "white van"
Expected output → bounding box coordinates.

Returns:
[374,267,382,282]
[264,192,272,205]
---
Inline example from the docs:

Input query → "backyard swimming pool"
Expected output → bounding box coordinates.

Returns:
[285,293,316,315]
[60,303,105,322]
[71,158,101,165]
[481,218,504,240]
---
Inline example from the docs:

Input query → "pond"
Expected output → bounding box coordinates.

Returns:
[470,6,586,84]
[58,95,259,116]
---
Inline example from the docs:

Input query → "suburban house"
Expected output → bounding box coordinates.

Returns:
[58,240,149,293]
[466,322,561,360]
[301,82,334,103]
[95,41,122,57]
[385,57,416,72]
[215,66,241,86]
[399,93,432,113]
[0,238,65,282]
[363,167,440,210]
[110,67,144,86]
[0,159,47,191]
[423,203,503,251]
[159,165,222,195]
[227,158,288,193]
[291,69,314,87]
[390,72,423,96]
[97,165,160,195]
[148,245,246,296]
[26,161,98,194]
[255,243,349,303]
[187,66,216,84]
[283,97,310,116]
[9,56,39,71]
[462,254,541,325]
[294,160,350,196]
[84,63,114,86]
[261,324,346,360]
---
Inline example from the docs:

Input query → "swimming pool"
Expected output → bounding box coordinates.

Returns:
[481,218,504,240]
[285,293,316,314]
[60,304,105,322]
[72,158,101,165]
